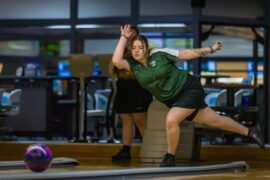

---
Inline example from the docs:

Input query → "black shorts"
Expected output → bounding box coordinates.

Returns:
[114,79,153,113]
[162,74,207,120]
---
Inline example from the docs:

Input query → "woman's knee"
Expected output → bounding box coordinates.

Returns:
[166,117,180,130]
[120,114,132,122]
[122,118,133,127]
[195,107,223,127]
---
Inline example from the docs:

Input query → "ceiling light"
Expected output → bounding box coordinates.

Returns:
[46,25,71,29]
[138,23,186,28]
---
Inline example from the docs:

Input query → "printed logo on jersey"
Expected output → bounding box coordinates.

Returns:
[150,60,156,67]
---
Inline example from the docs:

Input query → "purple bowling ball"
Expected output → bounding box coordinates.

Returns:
[23,143,53,172]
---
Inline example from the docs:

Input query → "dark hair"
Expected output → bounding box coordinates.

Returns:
[112,66,136,79]
[130,25,139,34]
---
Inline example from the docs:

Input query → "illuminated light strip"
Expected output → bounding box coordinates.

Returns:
[138,23,186,28]
[46,24,186,29]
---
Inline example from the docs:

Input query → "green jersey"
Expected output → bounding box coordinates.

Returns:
[129,48,188,101]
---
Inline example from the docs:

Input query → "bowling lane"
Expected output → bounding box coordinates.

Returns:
[0,161,248,180]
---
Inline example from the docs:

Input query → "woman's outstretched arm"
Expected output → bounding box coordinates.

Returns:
[178,41,222,60]
[112,24,131,70]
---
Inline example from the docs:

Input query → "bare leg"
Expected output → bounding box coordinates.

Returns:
[165,107,195,155]
[193,107,248,136]
[132,112,148,136]
[160,107,195,167]
[112,113,133,162]
[192,107,268,148]
[119,114,134,146]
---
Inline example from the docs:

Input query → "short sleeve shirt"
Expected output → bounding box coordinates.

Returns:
[129,48,188,101]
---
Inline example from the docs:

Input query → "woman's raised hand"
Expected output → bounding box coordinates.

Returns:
[212,41,222,52]
[120,24,132,39]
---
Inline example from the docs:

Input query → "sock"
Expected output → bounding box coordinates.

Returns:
[122,145,130,152]
[166,152,175,158]
[248,126,255,137]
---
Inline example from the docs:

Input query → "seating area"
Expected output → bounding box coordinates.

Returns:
[0,88,23,140]
[0,74,117,142]
[0,52,262,149]
[67,54,118,143]
[86,88,115,142]
[0,71,260,146]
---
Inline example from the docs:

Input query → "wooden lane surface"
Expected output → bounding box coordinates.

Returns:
[0,142,270,179]
[0,160,269,179]
[1,142,269,162]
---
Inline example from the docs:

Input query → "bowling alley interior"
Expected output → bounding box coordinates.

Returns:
[0,0,270,179]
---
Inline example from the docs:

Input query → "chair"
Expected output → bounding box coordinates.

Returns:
[87,91,109,116]
[216,89,227,107]
[0,89,22,138]
[69,54,94,141]
[204,87,256,144]
[205,88,253,107]
[205,89,227,107]
[86,88,115,142]
[235,76,253,107]
[234,89,248,107]
[1,89,22,116]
